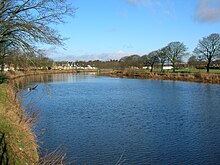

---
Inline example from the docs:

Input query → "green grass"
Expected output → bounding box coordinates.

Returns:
[134,68,220,74]
[175,69,220,74]
[0,82,39,164]
[0,83,6,102]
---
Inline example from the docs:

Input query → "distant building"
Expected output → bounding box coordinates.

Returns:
[162,66,173,70]
[52,62,97,70]
[142,65,173,70]
[73,64,97,70]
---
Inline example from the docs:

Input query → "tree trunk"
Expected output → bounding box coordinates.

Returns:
[172,63,175,72]
[207,61,210,73]
[161,62,164,72]
[150,64,154,72]
[0,57,4,72]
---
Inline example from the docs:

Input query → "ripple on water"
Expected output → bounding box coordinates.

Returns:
[20,74,220,165]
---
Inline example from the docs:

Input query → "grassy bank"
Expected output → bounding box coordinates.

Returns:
[0,69,219,164]
[0,73,38,164]
[7,69,77,80]
[175,68,220,74]
[9,69,219,84]
[133,68,220,74]
[111,69,220,84]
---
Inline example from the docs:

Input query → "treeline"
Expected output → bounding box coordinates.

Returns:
[1,34,220,72]
[120,34,220,73]
[120,41,187,72]
[72,60,120,69]
[0,0,219,73]
[1,48,53,71]
[75,34,220,73]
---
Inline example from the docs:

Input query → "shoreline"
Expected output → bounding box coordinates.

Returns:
[0,70,220,164]
[109,70,220,84]
[0,69,101,164]
[1,69,219,163]
[7,69,220,85]
[0,78,39,164]
[7,69,77,79]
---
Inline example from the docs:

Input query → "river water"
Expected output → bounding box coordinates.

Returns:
[20,73,220,165]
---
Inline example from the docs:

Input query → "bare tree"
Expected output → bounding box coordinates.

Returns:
[187,55,198,68]
[0,0,75,58]
[158,46,168,72]
[194,33,220,72]
[144,50,159,72]
[119,55,142,69]
[0,43,6,71]
[167,42,187,72]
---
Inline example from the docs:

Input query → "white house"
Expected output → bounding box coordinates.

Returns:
[143,65,173,70]
[163,66,173,70]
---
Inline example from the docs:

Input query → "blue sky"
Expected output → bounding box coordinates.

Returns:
[46,0,220,61]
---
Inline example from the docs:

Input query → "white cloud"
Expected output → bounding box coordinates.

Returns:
[195,0,220,22]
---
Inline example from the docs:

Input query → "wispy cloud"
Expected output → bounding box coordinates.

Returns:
[126,0,149,6]
[123,44,133,49]
[125,0,175,17]
[195,0,220,23]
[50,50,131,61]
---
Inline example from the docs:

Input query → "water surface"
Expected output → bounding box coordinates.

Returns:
[20,74,220,164]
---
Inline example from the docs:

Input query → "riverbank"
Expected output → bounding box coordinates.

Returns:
[7,69,77,79]
[0,75,39,164]
[110,70,220,84]
[6,68,220,84]
[0,69,219,164]
[0,70,99,164]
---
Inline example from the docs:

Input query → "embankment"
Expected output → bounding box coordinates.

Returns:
[110,70,220,84]
[1,69,219,164]
[0,69,90,165]
[7,69,77,79]
[0,76,39,164]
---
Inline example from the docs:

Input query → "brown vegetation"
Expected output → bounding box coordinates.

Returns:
[110,70,220,84]
[6,70,77,80]
[0,82,39,164]
[1,68,219,164]
[1,71,72,164]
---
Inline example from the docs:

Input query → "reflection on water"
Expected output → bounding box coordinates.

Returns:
[20,74,220,165]
[15,73,97,87]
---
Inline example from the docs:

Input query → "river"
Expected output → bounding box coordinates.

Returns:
[20,73,220,165]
